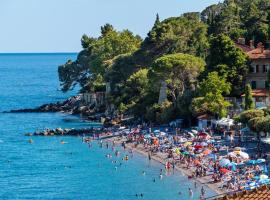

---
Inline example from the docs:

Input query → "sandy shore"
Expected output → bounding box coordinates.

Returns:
[103,136,224,196]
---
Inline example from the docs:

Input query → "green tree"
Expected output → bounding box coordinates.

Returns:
[191,72,231,118]
[135,13,209,67]
[244,84,255,110]
[151,53,205,105]
[58,25,142,92]
[237,109,264,125]
[202,0,270,44]
[206,34,248,96]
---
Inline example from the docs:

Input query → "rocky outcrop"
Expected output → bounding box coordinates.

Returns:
[4,95,103,118]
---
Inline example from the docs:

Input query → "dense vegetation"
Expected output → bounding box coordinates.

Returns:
[58,0,270,124]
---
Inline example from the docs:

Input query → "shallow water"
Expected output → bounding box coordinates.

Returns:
[0,53,216,199]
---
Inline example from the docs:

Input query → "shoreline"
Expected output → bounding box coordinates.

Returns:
[104,136,223,196]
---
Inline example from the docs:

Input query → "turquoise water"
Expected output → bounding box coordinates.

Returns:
[0,53,216,200]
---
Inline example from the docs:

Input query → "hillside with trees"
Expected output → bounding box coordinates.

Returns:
[58,0,270,124]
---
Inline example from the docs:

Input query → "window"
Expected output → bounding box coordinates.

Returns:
[257,81,266,88]
[266,81,269,89]
[256,65,259,73]
[251,81,257,89]
[263,65,267,73]
[250,66,255,73]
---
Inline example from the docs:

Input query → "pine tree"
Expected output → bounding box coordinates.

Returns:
[154,13,160,25]
[244,84,255,110]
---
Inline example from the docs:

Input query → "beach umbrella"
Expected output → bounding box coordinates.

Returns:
[257,159,266,164]
[184,141,192,147]
[179,138,187,143]
[198,132,208,137]
[228,152,237,157]
[234,147,241,152]
[194,159,201,165]
[220,158,231,167]
[174,148,180,155]
[159,132,166,137]
[260,174,268,179]
[207,153,217,160]
[183,151,189,155]
[220,168,230,174]
[200,142,208,146]
[202,149,212,155]
[239,151,249,159]
[194,144,203,149]
[187,132,194,137]
[144,134,151,139]
[246,160,256,165]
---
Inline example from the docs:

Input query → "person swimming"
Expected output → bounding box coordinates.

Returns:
[28,139,33,143]
[159,173,163,179]
[201,186,205,196]
[142,171,146,175]
[189,188,193,196]
[60,140,67,144]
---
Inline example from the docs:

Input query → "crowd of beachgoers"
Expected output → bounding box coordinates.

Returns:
[82,125,270,199]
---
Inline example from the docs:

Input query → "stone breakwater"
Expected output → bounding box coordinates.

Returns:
[25,127,102,136]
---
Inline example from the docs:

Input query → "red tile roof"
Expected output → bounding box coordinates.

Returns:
[236,43,253,53]
[241,89,270,97]
[216,185,270,200]
[236,41,270,60]
[247,48,270,60]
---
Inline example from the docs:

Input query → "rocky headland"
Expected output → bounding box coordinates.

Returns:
[3,95,104,121]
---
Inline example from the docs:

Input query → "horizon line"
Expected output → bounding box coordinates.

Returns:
[0,52,79,54]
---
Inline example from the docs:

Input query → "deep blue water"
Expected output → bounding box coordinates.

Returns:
[0,53,216,200]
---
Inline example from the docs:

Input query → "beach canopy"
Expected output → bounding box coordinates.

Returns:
[216,118,234,127]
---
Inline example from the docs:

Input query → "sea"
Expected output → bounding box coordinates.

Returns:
[0,53,216,200]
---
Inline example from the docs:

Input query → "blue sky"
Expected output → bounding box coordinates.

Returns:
[0,0,221,53]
